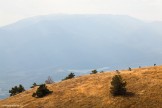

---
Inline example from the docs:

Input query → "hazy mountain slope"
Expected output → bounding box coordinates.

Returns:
[0,14,162,98]
[1,15,162,70]
[1,66,162,108]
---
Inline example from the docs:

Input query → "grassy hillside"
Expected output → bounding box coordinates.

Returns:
[1,66,162,108]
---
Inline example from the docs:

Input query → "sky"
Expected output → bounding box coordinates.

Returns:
[0,0,162,27]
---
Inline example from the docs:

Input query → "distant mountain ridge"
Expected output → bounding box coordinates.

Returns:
[0,14,162,98]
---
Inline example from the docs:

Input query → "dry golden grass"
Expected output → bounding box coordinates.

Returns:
[1,66,162,108]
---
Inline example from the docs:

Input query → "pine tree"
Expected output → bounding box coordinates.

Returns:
[90,70,98,74]
[9,85,25,96]
[32,84,52,98]
[62,73,75,80]
[128,67,132,71]
[110,74,127,96]
[18,84,25,93]
[31,82,38,88]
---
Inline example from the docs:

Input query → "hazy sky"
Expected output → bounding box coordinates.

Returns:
[0,0,162,26]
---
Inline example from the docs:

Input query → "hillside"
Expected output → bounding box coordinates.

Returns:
[1,66,162,108]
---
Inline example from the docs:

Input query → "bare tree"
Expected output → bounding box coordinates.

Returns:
[45,76,54,84]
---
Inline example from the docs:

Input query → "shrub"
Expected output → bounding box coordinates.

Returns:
[45,76,54,84]
[9,84,25,96]
[62,73,75,80]
[90,70,98,74]
[110,74,127,96]
[32,84,52,98]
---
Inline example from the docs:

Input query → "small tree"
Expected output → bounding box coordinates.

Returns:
[9,84,25,96]
[31,82,38,88]
[90,70,98,74]
[62,72,75,80]
[128,67,132,71]
[45,76,54,84]
[32,84,52,98]
[110,74,127,96]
